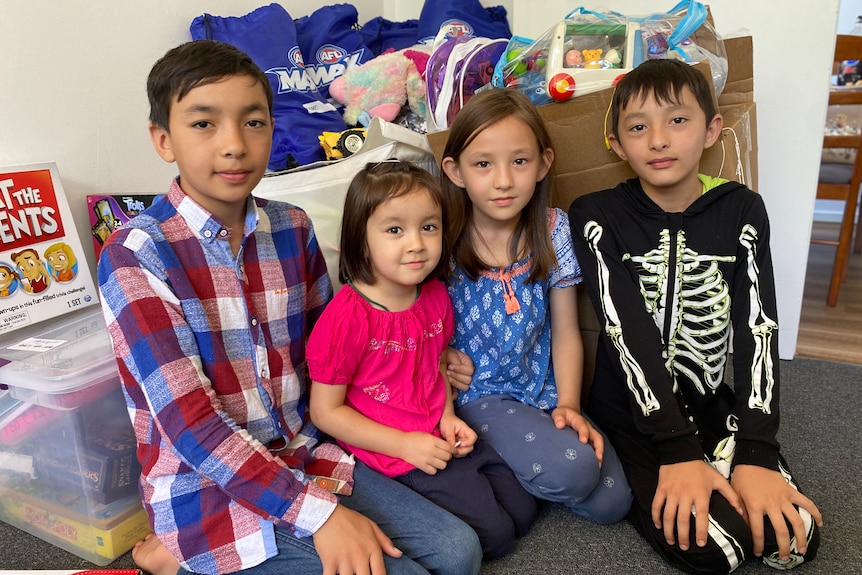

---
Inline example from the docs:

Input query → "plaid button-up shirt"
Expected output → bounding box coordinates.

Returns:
[98,179,350,574]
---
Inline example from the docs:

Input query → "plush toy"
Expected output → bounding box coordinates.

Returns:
[329,47,430,127]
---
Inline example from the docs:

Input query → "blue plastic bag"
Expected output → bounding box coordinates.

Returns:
[417,0,511,45]
[190,4,348,170]
[295,4,373,100]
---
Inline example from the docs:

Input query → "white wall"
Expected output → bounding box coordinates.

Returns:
[839,1,862,33]
[0,1,841,359]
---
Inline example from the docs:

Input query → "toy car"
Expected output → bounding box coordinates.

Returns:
[319,128,367,160]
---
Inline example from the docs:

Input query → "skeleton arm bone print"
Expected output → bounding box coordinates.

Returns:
[585,221,660,416]
[738,224,777,414]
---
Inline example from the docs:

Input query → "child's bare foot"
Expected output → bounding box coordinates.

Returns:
[132,533,180,575]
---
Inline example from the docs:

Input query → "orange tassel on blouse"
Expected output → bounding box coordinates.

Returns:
[498,271,521,314]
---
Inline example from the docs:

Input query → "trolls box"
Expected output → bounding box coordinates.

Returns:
[86,193,163,260]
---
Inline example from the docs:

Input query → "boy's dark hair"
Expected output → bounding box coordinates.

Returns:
[339,161,449,286]
[610,59,718,137]
[441,89,555,283]
[147,40,273,131]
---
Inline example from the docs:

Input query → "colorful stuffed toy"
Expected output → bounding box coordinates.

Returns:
[329,47,430,126]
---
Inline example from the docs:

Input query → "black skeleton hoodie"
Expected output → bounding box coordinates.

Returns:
[569,176,782,473]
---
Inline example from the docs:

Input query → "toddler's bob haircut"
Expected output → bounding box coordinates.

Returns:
[339,161,449,286]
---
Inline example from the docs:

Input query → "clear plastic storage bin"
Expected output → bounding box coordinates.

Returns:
[0,307,149,565]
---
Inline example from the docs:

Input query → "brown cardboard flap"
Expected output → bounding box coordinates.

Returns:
[723,36,754,88]
[719,36,754,105]
[704,101,758,190]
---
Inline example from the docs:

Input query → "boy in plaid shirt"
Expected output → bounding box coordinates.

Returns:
[98,39,480,575]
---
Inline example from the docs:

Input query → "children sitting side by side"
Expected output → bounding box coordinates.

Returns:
[568,59,823,574]
[307,161,537,560]
[439,88,633,523]
[98,39,482,575]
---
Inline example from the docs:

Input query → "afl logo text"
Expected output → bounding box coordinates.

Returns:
[287,46,305,68]
[317,44,346,65]
[442,20,473,38]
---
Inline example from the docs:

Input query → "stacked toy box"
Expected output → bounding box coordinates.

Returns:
[0,307,150,565]
[0,163,148,565]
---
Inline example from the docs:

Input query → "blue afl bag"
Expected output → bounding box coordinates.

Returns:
[190,4,348,170]
[294,4,372,100]
[360,16,420,56]
[417,0,511,45]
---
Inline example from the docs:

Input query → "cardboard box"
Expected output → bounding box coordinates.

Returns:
[0,307,146,564]
[427,36,757,387]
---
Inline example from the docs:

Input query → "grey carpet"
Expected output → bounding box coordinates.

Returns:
[0,357,858,574]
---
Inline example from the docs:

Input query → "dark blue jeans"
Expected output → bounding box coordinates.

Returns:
[178,461,482,575]
[395,438,537,560]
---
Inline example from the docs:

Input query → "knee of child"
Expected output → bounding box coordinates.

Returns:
[759,510,820,569]
[586,488,633,524]
[675,506,752,574]
[440,518,483,575]
[527,451,602,503]
[475,516,517,561]
[510,494,539,537]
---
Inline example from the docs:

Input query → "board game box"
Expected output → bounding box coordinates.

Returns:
[0,164,99,335]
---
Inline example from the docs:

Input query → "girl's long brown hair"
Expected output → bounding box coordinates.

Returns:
[441,89,555,282]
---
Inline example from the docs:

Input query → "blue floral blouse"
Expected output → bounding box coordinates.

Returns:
[448,208,582,410]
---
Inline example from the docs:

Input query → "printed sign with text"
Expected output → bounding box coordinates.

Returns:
[0,163,98,335]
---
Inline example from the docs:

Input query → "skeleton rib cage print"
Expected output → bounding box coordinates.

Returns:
[584,221,777,418]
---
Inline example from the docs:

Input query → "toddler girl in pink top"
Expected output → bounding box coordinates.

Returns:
[307,160,536,560]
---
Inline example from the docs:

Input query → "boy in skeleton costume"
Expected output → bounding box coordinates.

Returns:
[568,60,822,575]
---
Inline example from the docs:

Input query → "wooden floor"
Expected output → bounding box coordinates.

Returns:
[795,222,862,365]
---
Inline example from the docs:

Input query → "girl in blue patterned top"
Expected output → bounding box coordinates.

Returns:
[440,88,632,524]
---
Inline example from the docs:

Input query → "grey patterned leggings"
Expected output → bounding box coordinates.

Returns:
[456,393,633,524]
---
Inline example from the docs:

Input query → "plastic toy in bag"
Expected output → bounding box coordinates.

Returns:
[496,9,640,103]
[495,1,727,104]
[635,0,728,97]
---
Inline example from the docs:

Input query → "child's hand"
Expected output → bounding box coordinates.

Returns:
[442,347,474,392]
[731,464,823,561]
[439,412,477,457]
[398,431,456,474]
[313,504,402,575]
[551,406,604,466]
[653,460,744,551]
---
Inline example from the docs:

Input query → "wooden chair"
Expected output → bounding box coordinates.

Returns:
[813,34,862,306]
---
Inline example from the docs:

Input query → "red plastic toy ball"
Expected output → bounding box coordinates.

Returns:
[548,73,575,101]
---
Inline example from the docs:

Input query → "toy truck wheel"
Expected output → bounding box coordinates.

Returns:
[548,73,575,101]
[337,130,366,156]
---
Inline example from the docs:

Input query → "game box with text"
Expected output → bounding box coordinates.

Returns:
[0,163,99,335]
